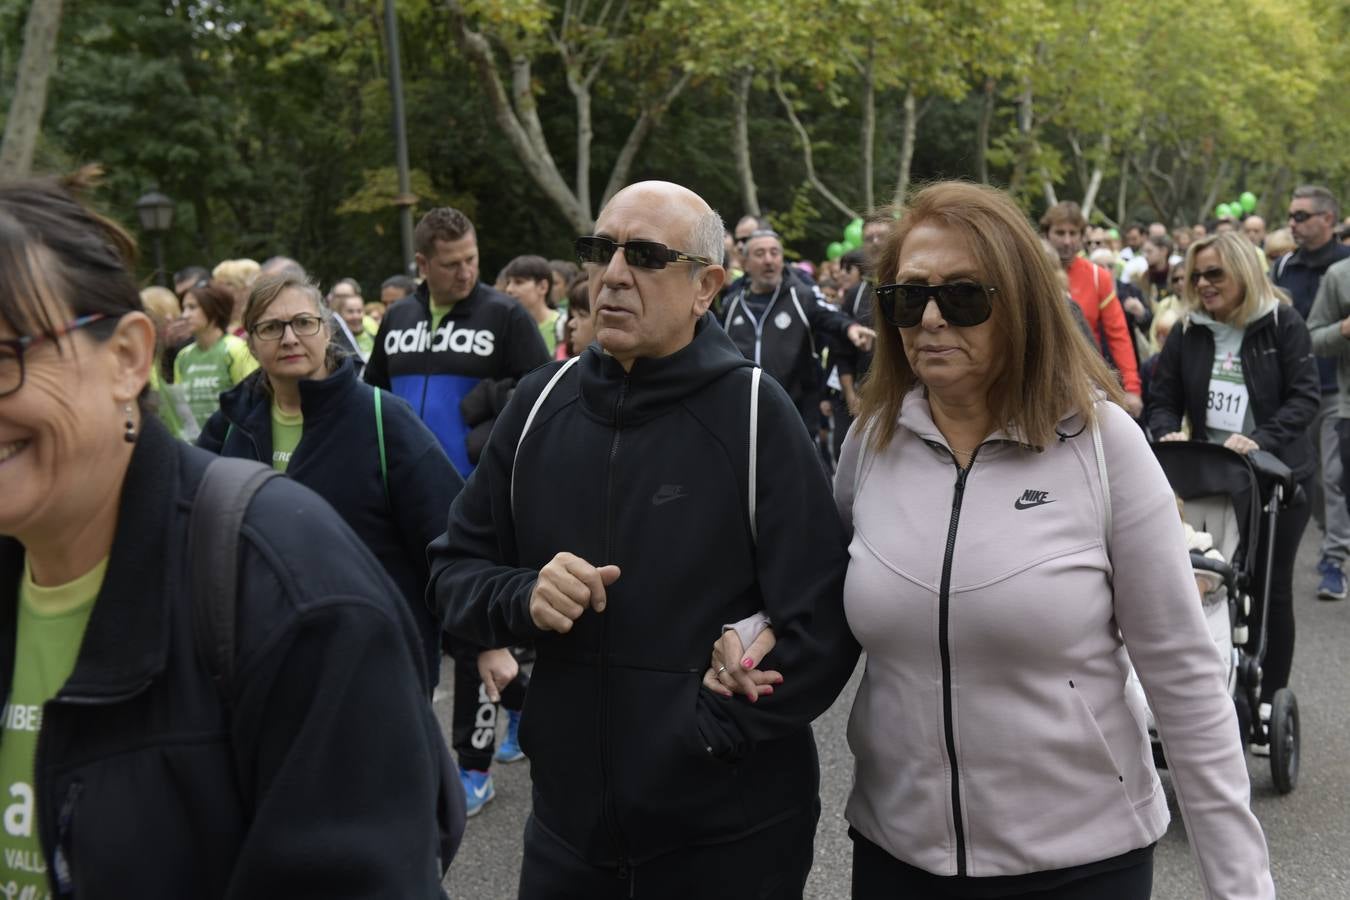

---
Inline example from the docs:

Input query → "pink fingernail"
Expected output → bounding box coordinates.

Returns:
[761,686,774,695]
[748,693,757,703]
[742,658,755,669]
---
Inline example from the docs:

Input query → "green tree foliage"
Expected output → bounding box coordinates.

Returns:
[4,0,1347,287]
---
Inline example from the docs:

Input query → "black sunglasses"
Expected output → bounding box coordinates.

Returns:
[575,236,715,270]
[1288,210,1322,224]
[874,282,997,328]
[1188,266,1227,287]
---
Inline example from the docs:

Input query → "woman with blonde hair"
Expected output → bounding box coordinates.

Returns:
[712,182,1273,897]
[1150,231,1319,753]
[211,257,260,334]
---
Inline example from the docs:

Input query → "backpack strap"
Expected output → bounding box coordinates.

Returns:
[374,388,389,505]
[512,357,582,515]
[748,367,762,545]
[189,458,282,701]
[1091,414,1112,563]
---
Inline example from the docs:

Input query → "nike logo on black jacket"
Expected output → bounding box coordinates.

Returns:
[428,316,860,867]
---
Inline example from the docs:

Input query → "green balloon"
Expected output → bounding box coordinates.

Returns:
[826,241,845,261]
[1215,203,1229,219]
[1231,201,1244,217]
[844,218,863,245]
[1107,227,1120,239]
[844,233,863,251]
[1240,191,1257,213]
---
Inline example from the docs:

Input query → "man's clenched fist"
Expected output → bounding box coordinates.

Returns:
[529,552,622,633]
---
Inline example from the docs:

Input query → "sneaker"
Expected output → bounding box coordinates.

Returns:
[1251,702,1272,757]
[460,768,495,817]
[1317,557,1347,601]
[495,710,525,763]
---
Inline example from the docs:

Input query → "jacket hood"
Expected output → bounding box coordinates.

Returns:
[1189,297,1277,332]
[217,356,361,433]
[580,315,753,424]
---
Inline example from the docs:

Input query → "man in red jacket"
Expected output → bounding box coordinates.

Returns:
[1042,201,1144,417]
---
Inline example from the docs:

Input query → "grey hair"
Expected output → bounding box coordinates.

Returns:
[1292,184,1339,219]
[689,209,726,274]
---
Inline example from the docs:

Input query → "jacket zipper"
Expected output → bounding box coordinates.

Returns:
[938,448,974,876]
[601,377,631,879]
[36,680,153,896]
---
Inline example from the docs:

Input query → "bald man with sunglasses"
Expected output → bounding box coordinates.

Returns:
[429,181,859,898]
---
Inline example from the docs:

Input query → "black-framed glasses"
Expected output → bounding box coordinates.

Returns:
[0,314,108,398]
[1188,266,1227,287]
[575,236,715,270]
[251,314,325,341]
[1086,239,1108,247]
[874,282,997,328]
[1288,210,1322,224]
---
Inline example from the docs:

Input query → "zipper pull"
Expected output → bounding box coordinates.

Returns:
[52,779,84,897]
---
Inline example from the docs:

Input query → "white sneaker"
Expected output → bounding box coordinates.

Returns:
[1251,702,1272,757]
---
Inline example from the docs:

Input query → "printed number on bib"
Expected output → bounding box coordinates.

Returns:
[1206,378,1249,434]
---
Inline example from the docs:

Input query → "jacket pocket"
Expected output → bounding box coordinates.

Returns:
[606,668,747,858]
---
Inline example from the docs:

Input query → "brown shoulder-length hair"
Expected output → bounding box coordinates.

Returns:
[242,272,345,395]
[858,181,1125,452]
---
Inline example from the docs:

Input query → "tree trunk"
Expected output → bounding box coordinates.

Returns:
[773,73,858,221]
[570,72,594,226]
[1081,134,1110,219]
[1040,172,1057,208]
[0,0,64,180]
[975,77,995,185]
[732,68,759,216]
[1007,82,1034,198]
[860,42,875,212]
[892,87,918,207]
[1198,158,1230,224]
[600,71,691,208]
[1116,148,1129,225]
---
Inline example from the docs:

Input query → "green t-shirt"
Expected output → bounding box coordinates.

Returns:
[355,329,375,358]
[430,301,455,334]
[271,404,304,472]
[537,310,559,356]
[0,558,105,897]
[172,334,258,429]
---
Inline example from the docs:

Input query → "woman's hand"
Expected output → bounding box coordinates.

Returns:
[702,627,781,702]
[476,647,519,702]
[1223,433,1260,455]
[1159,431,1187,442]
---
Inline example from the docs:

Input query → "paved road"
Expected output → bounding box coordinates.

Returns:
[437,524,1350,898]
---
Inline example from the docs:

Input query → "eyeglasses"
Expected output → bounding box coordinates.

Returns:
[1188,267,1227,287]
[1288,210,1322,224]
[1086,240,1108,247]
[0,314,108,398]
[575,236,715,270]
[874,282,997,328]
[251,314,325,341]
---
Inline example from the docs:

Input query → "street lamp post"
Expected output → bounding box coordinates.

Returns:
[135,190,174,287]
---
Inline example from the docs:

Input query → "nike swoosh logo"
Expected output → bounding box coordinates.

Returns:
[471,784,491,800]
[652,488,688,506]
[1013,498,1056,510]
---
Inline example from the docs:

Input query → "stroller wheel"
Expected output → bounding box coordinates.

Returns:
[1269,689,1299,794]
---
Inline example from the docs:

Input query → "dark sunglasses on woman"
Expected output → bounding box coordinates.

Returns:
[1188,267,1227,287]
[874,282,998,328]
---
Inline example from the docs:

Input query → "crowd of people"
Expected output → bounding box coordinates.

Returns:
[3,161,1350,898]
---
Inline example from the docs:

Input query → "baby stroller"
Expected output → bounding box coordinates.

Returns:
[1146,441,1301,794]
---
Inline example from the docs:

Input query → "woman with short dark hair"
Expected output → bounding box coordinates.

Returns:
[173,281,256,432]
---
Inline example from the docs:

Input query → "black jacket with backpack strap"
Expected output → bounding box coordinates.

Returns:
[0,415,462,898]
[427,315,861,867]
[199,357,462,684]
[720,268,859,423]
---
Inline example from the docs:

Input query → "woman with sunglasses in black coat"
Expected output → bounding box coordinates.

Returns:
[1148,231,1320,753]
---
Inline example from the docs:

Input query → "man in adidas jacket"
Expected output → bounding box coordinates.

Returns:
[722,229,874,427]
[428,181,859,897]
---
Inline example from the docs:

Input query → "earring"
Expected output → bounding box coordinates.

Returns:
[123,404,137,443]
